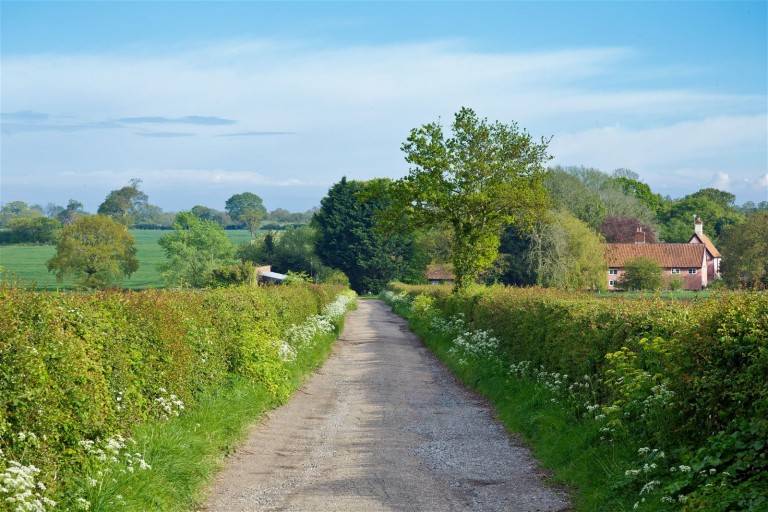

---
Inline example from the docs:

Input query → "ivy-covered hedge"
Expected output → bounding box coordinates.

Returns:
[386,283,767,510]
[0,284,348,505]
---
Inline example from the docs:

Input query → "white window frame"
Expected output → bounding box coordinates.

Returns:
[671,268,680,275]
[688,268,697,275]
[609,268,618,275]
[609,280,616,287]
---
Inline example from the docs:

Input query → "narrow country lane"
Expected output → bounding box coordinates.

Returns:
[200,299,571,512]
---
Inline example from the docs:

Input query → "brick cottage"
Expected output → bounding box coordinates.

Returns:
[604,217,721,291]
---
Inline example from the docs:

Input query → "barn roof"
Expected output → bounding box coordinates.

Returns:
[604,243,706,268]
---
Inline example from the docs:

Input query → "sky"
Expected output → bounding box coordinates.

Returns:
[1,1,766,213]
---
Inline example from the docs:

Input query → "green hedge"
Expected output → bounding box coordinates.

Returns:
[386,283,767,510]
[0,283,346,504]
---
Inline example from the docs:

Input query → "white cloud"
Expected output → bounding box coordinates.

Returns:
[2,38,766,207]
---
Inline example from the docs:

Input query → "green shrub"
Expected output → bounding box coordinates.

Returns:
[0,282,350,507]
[383,283,768,510]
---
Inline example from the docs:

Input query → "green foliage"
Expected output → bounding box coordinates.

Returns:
[46,215,139,289]
[97,179,160,227]
[658,188,744,244]
[236,226,339,283]
[613,175,663,213]
[618,256,663,291]
[0,201,44,227]
[157,212,235,287]
[313,177,420,294]
[0,283,353,509]
[384,284,768,510]
[528,210,607,291]
[225,192,267,235]
[719,211,768,289]
[545,166,606,229]
[392,107,550,290]
[0,217,61,245]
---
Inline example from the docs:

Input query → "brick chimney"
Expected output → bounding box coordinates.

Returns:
[634,226,646,244]
[694,215,703,235]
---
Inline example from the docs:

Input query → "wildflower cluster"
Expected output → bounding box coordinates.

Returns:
[448,329,500,366]
[380,290,411,309]
[153,388,186,420]
[73,435,151,510]
[0,431,56,512]
[285,291,356,349]
[0,460,56,512]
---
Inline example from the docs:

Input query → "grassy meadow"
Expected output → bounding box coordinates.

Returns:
[0,229,254,290]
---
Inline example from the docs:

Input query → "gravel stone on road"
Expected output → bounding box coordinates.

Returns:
[200,299,571,511]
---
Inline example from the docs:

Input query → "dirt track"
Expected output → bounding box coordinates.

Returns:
[200,299,571,511]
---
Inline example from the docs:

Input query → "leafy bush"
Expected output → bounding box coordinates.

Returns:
[383,283,767,510]
[618,256,663,291]
[0,283,353,508]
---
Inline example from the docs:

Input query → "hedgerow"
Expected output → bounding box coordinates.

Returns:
[0,283,353,510]
[383,284,767,511]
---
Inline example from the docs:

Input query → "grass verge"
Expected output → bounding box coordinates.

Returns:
[78,317,344,511]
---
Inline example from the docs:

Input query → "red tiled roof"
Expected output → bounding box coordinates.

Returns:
[604,243,705,268]
[689,233,721,258]
[426,264,455,281]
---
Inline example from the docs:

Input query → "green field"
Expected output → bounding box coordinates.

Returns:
[0,229,254,290]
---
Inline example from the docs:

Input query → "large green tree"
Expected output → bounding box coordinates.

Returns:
[658,188,744,243]
[719,211,768,289]
[391,107,550,290]
[526,210,607,291]
[47,215,138,289]
[97,179,159,226]
[313,177,420,294]
[225,192,267,235]
[157,211,234,287]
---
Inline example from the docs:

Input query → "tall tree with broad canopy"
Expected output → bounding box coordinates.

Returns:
[47,215,138,289]
[157,211,234,287]
[97,178,152,226]
[390,107,550,290]
[225,192,267,235]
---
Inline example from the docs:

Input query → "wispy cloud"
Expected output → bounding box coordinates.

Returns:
[219,131,294,137]
[117,115,236,125]
[136,131,196,138]
[2,37,765,206]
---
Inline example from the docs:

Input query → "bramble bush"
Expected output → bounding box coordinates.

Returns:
[0,283,353,510]
[382,284,767,511]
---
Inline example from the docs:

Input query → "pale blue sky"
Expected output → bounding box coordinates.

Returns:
[2,1,766,212]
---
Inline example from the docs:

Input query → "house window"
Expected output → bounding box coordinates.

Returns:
[609,269,618,275]
[671,268,680,275]
[688,268,697,275]
[609,280,616,286]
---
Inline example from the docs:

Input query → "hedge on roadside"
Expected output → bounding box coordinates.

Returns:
[0,283,346,502]
[386,283,767,510]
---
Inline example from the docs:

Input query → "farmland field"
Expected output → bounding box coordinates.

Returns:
[0,229,254,290]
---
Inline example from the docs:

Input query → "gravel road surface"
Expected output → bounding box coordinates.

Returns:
[200,299,571,511]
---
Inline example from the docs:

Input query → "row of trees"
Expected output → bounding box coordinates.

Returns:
[0,182,315,245]
[10,107,768,291]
